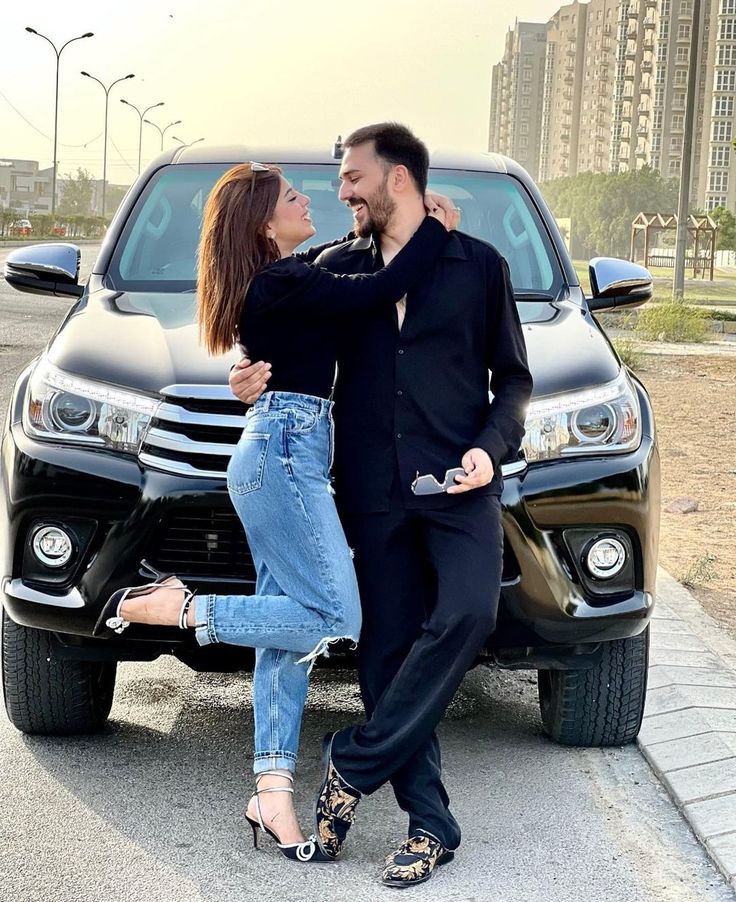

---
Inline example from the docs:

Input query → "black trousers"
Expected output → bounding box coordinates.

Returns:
[331,483,503,850]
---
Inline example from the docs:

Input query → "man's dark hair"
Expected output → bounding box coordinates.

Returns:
[343,122,429,195]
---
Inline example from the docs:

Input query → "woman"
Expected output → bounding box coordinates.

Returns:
[95,162,450,862]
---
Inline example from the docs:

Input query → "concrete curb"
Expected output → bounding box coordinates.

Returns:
[639,567,736,891]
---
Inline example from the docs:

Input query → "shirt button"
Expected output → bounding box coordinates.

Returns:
[396,433,403,439]
[396,390,403,397]
[398,349,405,355]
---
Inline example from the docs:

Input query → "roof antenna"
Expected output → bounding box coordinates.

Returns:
[332,135,343,159]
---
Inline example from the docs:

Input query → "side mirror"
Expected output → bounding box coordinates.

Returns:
[4,243,84,298]
[587,257,652,312]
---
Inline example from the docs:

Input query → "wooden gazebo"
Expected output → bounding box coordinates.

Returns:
[630,213,718,280]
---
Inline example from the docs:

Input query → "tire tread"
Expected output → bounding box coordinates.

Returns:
[2,611,115,735]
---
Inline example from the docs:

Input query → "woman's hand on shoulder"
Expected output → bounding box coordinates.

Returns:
[424,192,461,231]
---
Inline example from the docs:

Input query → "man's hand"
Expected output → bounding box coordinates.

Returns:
[229,357,271,404]
[446,448,494,494]
[424,192,461,231]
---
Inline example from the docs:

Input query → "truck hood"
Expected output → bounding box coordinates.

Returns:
[47,291,620,398]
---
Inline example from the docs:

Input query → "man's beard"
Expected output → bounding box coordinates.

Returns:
[351,175,396,238]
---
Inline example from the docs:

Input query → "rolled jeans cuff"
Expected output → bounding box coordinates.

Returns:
[193,594,217,646]
[254,751,298,774]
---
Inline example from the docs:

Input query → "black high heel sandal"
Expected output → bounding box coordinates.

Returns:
[246,771,332,863]
[92,559,195,638]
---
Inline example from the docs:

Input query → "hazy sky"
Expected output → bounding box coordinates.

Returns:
[2,0,561,185]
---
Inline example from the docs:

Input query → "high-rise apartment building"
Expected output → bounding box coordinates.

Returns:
[577,0,619,174]
[539,3,589,181]
[699,0,736,210]
[490,0,736,212]
[488,21,548,179]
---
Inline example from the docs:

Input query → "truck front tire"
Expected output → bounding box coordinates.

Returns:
[2,609,116,735]
[537,627,649,747]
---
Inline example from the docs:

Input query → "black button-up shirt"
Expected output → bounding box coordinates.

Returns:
[316,229,533,513]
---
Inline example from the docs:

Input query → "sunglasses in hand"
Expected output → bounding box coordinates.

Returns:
[411,466,467,496]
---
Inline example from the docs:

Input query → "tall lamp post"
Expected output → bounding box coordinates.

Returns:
[25,27,94,218]
[172,136,205,148]
[144,118,181,151]
[673,0,702,298]
[81,71,135,219]
[120,99,165,174]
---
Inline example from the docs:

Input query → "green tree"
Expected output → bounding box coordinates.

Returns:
[539,167,679,259]
[709,206,736,251]
[58,168,94,217]
[104,184,130,221]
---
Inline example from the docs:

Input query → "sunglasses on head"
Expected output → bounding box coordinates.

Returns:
[248,161,272,200]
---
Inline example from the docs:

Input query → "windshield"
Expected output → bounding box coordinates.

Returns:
[108,163,562,295]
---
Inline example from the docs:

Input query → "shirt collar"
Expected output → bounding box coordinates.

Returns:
[347,229,467,261]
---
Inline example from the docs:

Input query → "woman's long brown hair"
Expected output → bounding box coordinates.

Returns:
[197,163,282,355]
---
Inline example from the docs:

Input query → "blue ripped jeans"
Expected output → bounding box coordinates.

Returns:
[192,392,362,774]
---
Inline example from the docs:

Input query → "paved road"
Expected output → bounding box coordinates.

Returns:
[0,246,734,901]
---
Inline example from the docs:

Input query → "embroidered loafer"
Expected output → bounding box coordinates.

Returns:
[381,832,454,888]
[314,732,361,859]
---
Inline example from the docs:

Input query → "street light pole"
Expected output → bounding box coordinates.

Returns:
[81,72,135,218]
[673,0,702,298]
[120,100,165,174]
[25,27,94,219]
[171,136,205,148]
[144,119,182,151]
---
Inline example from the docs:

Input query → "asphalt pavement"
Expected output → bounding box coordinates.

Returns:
[1,245,734,901]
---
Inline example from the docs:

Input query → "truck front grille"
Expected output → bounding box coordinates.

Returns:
[150,507,257,583]
[139,384,247,479]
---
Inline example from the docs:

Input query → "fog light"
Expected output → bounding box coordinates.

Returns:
[586,537,626,579]
[31,526,73,568]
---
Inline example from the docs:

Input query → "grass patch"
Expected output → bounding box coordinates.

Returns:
[634,297,710,342]
[681,552,718,589]
[612,336,643,370]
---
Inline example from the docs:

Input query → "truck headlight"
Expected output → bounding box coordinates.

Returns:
[23,358,158,454]
[521,370,640,462]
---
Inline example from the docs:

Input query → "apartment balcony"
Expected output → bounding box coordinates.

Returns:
[626,46,637,60]
[636,146,647,158]
[561,131,570,142]
[621,109,632,121]
[561,148,570,158]
[564,73,574,84]
[627,27,638,39]
[627,8,639,21]
[641,60,653,73]
[624,69,635,80]
[563,89,573,100]
[645,0,656,6]
[638,104,650,115]
[640,82,651,94]
[643,39,654,52]
[643,17,655,28]
[619,147,631,161]
[637,125,648,136]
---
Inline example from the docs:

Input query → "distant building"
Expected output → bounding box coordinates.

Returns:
[489,21,548,179]
[0,159,53,214]
[489,0,736,212]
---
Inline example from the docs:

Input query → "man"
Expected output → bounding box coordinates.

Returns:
[230,123,532,887]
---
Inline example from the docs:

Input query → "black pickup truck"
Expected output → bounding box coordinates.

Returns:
[1,145,659,746]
